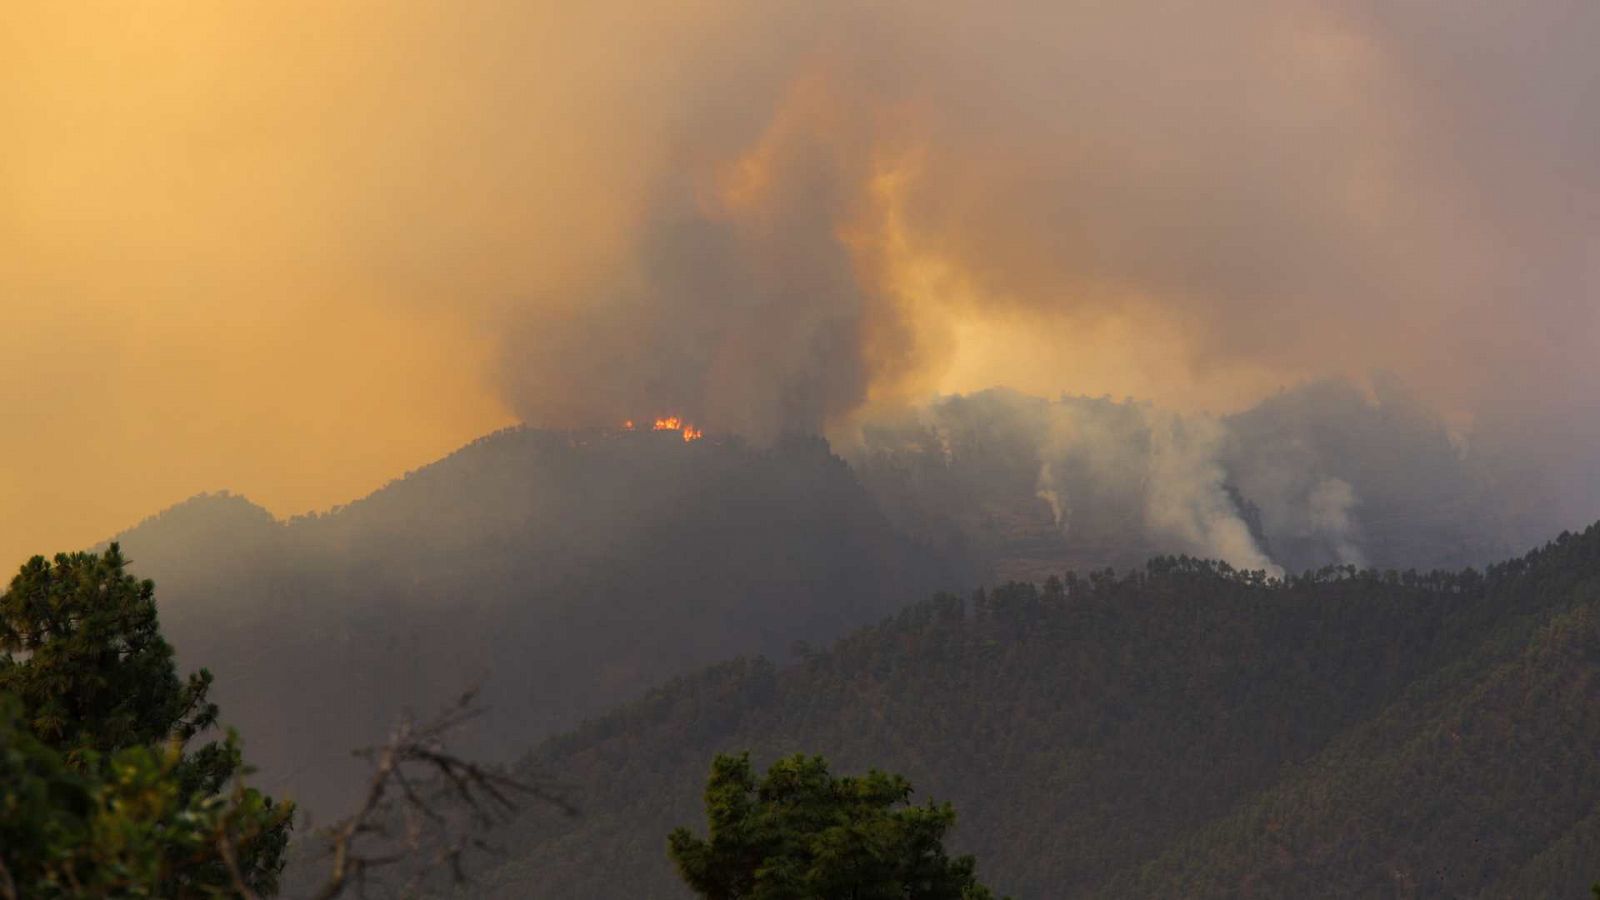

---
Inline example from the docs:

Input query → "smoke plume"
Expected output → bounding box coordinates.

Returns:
[3,1,1597,563]
[499,1,1598,427]
[847,382,1511,575]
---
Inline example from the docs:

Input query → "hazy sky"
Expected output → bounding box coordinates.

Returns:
[3,1,1596,569]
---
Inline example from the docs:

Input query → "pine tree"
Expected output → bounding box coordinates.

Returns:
[669,752,1000,899]
[0,545,290,895]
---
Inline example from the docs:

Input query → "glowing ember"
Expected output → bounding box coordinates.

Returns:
[621,419,635,430]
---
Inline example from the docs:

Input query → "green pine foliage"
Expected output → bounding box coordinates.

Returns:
[475,525,1600,897]
[0,547,218,761]
[668,752,999,899]
[0,546,289,896]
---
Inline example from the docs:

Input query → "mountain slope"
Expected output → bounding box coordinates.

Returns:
[478,526,1600,898]
[1106,536,1600,898]
[102,382,1558,826]
[112,428,974,813]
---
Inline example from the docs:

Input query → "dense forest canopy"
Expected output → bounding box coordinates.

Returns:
[473,525,1600,897]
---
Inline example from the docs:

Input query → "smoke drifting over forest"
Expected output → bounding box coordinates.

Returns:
[3,0,1598,563]
[849,380,1508,577]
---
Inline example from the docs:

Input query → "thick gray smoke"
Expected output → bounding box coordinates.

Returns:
[501,101,888,439]
[5,1,1595,568]
[491,0,1598,533]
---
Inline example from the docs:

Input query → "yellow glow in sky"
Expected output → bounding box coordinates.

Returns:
[4,0,1595,568]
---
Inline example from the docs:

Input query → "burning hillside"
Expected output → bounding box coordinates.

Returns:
[621,416,704,442]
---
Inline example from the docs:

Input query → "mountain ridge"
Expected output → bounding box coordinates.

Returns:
[110,426,973,813]
[473,526,1600,897]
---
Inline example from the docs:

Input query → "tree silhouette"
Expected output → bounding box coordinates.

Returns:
[670,752,999,899]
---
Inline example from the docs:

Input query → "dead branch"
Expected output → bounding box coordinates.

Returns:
[309,689,575,900]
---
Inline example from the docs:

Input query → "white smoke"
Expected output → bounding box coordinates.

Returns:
[1141,412,1281,576]
[1035,461,1068,534]
[1307,477,1364,567]
[851,390,1284,574]
[847,380,1507,576]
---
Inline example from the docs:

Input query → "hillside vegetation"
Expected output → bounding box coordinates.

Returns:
[113,429,972,813]
[102,381,1554,826]
[478,526,1600,897]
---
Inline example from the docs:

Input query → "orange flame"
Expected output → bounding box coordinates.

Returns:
[647,415,703,442]
[622,419,635,430]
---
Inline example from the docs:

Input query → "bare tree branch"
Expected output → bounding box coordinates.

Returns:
[216,830,263,900]
[309,689,576,900]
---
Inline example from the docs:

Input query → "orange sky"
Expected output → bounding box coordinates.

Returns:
[0,2,745,566]
[3,1,1595,570]
[0,3,529,567]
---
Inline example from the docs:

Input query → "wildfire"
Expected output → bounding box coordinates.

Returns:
[646,415,704,442]
[621,419,635,430]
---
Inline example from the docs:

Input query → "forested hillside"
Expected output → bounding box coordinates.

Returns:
[111,428,973,813]
[477,525,1600,898]
[101,382,1548,823]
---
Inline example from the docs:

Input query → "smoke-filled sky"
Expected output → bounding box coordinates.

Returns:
[3,0,1597,569]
